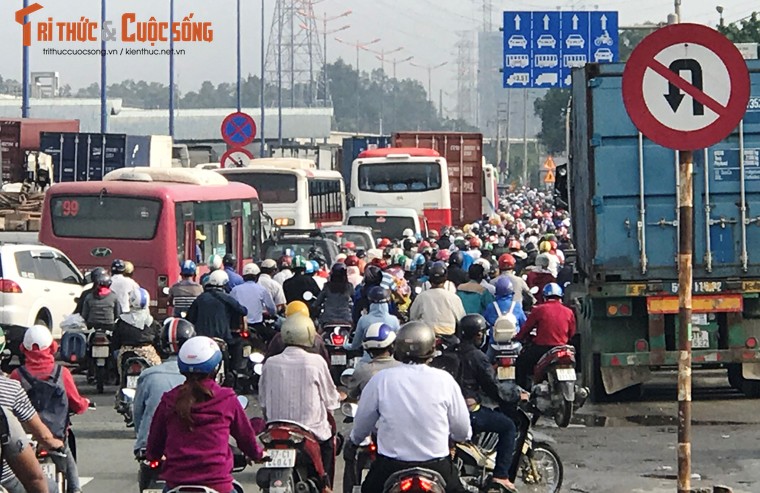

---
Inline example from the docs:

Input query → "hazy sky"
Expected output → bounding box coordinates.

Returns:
[0,0,755,110]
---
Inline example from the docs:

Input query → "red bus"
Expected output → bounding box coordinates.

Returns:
[39,168,265,317]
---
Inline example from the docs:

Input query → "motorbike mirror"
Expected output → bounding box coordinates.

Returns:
[162,287,170,296]
[303,291,314,301]
[120,388,136,400]
[340,368,355,387]
[522,275,528,281]
[530,286,539,294]
[237,396,249,410]
[341,402,358,418]
[253,363,263,376]
[415,286,422,295]
[248,352,265,364]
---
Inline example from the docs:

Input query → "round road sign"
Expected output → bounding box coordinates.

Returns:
[622,23,750,150]
[220,112,257,147]
[220,148,254,168]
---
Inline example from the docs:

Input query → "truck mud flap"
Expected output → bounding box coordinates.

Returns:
[601,365,652,395]
[743,362,760,381]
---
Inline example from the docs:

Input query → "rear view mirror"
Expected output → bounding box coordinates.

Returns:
[530,286,539,294]
[340,368,355,387]
[253,363,263,376]
[249,352,265,364]
[341,402,358,418]
[303,291,315,302]
[237,396,249,409]
[162,287,170,296]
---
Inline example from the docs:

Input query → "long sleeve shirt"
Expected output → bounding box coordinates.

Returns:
[132,359,185,452]
[10,348,89,415]
[230,281,276,324]
[409,288,466,336]
[350,364,471,462]
[516,300,576,347]
[259,346,340,442]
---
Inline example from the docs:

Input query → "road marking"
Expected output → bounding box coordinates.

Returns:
[81,477,93,487]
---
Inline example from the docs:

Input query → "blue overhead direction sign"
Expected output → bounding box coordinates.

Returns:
[502,11,618,89]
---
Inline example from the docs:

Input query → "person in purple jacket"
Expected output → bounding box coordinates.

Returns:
[146,336,266,493]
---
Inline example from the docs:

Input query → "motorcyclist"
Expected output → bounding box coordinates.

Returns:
[345,287,400,355]
[112,288,162,377]
[456,264,495,316]
[515,283,576,389]
[283,255,321,305]
[483,277,527,337]
[146,336,266,492]
[312,263,354,328]
[259,314,342,488]
[186,270,248,345]
[133,318,195,454]
[266,302,330,365]
[168,260,204,317]
[199,254,224,287]
[447,251,469,287]
[230,263,277,343]
[348,321,470,493]
[492,253,535,310]
[223,253,245,289]
[346,323,400,399]
[273,255,294,285]
[81,273,121,330]
[74,266,107,315]
[258,259,287,313]
[346,256,364,288]
[310,260,328,290]
[525,253,557,305]
[410,262,465,336]
[457,315,525,493]
[110,259,139,313]
[352,265,384,324]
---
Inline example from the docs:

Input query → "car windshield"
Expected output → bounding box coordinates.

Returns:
[347,216,416,240]
[264,241,331,264]
[324,231,372,251]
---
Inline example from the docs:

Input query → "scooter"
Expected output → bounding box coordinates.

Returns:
[341,399,376,493]
[530,345,588,428]
[455,402,564,493]
[36,446,68,493]
[382,468,447,493]
[489,326,522,384]
[322,323,354,385]
[88,328,114,394]
[115,353,151,427]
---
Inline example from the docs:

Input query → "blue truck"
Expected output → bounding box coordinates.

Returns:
[564,62,760,400]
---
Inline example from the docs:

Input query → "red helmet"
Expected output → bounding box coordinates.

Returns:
[371,257,388,269]
[469,237,482,248]
[508,240,521,250]
[345,255,360,267]
[418,240,430,249]
[378,238,392,248]
[436,249,451,261]
[344,241,356,250]
[498,253,516,270]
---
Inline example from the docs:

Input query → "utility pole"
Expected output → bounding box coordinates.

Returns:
[674,0,681,23]
[390,56,414,80]
[410,61,448,103]
[236,0,242,111]
[260,0,266,157]
[311,11,351,107]
[522,88,528,186]
[335,37,381,127]
[100,0,107,132]
[169,0,175,137]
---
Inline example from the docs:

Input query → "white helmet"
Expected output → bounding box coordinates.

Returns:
[207,269,229,287]
[242,263,261,276]
[475,258,491,271]
[178,336,223,374]
[402,228,414,238]
[23,325,53,351]
[362,323,397,350]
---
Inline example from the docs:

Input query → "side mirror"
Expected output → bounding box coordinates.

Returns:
[237,396,249,409]
[415,286,422,295]
[120,388,136,400]
[303,291,315,302]
[249,352,265,364]
[340,368,355,387]
[253,363,263,376]
[530,286,539,294]
[522,275,528,281]
[341,402,358,418]
[162,287,170,296]
[83,272,93,285]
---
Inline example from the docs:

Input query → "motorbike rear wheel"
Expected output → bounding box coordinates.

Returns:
[553,399,572,428]
[516,442,563,493]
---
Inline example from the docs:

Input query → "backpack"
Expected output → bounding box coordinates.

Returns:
[430,338,464,384]
[492,301,518,343]
[18,365,69,439]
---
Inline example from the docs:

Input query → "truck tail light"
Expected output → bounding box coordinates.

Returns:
[746,337,758,349]
[606,301,632,317]
[0,280,22,293]
[635,339,649,352]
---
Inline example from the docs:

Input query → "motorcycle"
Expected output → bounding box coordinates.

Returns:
[489,326,522,384]
[382,468,447,493]
[455,402,563,493]
[88,328,114,394]
[115,353,151,427]
[322,323,355,385]
[36,446,68,493]
[530,345,588,428]
[341,400,377,493]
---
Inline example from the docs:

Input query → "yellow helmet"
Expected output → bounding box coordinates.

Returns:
[285,301,309,318]
[539,241,552,253]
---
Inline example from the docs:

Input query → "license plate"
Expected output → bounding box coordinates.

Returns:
[92,346,109,358]
[497,366,515,380]
[264,449,297,468]
[555,368,576,381]
[127,375,139,389]
[331,354,347,366]
[243,346,252,357]
[96,359,106,367]
[144,490,163,493]
[692,330,710,349]
[40,462,55,480]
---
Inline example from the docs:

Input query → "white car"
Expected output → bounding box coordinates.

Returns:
[594,48,614,62]
[0,244,86,339]
[508,35,528,49]
[566,34,585,49]
[537,34,557,48]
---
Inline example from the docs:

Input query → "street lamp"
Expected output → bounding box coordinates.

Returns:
[410,61,448,103]
[335,37,381,125]
[716,6,725,28]
[300,10,351,107]
[363,46,403,74]
[386,55,413,79]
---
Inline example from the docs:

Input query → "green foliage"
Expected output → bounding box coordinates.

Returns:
[719,13,760,43]
[533,89,570,155]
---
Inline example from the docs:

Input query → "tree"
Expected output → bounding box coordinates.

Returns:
[719,13,760,42]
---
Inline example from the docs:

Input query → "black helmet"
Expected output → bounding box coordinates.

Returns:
[161,318,197,355]
[364,265,383,286]
[394,321,436,361]
[450,251,465,267]
[222,253,237,268]
[458,314,488,340]
[95,273,112,288]
[111,259,126,275]
[428,261,448,285]
[367,286,390,304]
[89,267,107,284]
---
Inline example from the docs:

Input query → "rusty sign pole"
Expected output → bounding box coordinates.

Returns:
[677,149,693,493]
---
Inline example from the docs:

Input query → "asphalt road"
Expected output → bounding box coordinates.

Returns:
[71,371,760,493]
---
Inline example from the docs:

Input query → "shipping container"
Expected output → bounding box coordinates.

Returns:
[0,119,80,184]
[40,133,172,183]
[393,132,483,225]
[566,62,760,401]
[341,136,391,188]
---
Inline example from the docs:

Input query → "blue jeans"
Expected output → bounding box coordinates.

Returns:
[470,406,517,479]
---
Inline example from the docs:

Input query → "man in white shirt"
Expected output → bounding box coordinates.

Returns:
[272,256,294,285]
[348,321,470,493]
[110,259,139,312]
[258,259,286,313]
[410,262,466,336]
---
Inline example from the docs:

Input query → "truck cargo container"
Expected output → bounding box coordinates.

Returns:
[40,133,172,183]
[341,136,391,196]
[565,62,760,400]
[392,132,483,226]
[0,119,80,184]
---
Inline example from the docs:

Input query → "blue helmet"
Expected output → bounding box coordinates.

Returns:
[306,260,318,274]
[543,282,563,299]
[178,336,223,375]
[495,277,514,298]
[363,323,397,350]
[180,260,197,276]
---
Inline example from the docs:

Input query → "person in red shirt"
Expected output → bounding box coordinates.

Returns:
[515,283,576,389]
[525,254,557,305]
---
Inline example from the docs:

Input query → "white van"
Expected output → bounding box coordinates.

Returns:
[346,207,428,240]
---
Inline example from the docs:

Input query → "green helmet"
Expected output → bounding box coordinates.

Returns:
[293,255,308,270]
[0,327,6,353]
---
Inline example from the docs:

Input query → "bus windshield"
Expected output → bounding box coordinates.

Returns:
[358,162,441,193]
[225,173,297,203]
[50,196,161,239]
[347,216,416,240]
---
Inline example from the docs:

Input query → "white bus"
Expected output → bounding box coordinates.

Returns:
[351,148,451,233]
[482,160,498,217]
[218,158,345,230]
